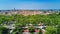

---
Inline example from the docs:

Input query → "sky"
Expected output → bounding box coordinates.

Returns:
[0,0,60,10]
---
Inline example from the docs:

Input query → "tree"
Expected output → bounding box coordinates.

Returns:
[45,26,57,34]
